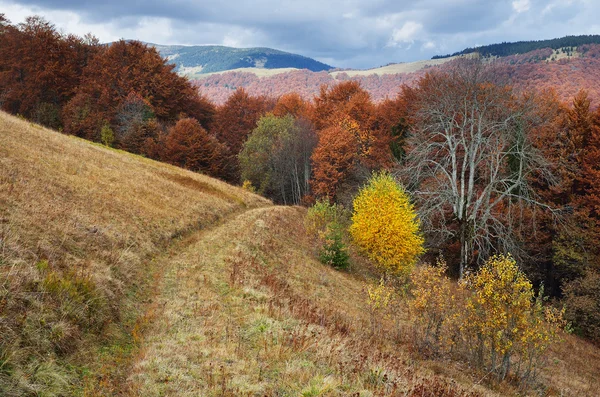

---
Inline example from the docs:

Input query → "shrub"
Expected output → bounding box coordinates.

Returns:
[408,254,566,384]
[365,278,395,335]
[349,171,424,275]
[100,122,115,147]
[461,255,565,382]
[408,258,461,353]
[306,200,351,270]
[241,180,256,193]
[563,269,600,341]
[318,223,349,269]
[305,199,348,240]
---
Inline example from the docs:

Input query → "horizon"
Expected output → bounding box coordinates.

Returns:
[1,0,599,69]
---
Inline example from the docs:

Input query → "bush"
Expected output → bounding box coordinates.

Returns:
[318,223,349,269]
[100,122,115,147]
[408,254,566,384]
[563,269,600,341]
[305,199,348,240]
[306,200,350,270]
[461,255,565,383]
[349,171,424,275]
[365,278,395,335]
[408,258,461,353]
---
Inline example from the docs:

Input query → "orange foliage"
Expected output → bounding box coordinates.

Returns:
[63,40,214,141]
[272,92,313,120]
[312,81,374,131]
[310,123,359,199]
[160,118,225,177]
[212,88,271,156]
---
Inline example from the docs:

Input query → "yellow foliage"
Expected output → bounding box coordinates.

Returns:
[242,179,256,193]
[366,278,395,313]
[305,199,347,240]
[407,254,566,382]
[461,254,565,381]
[365,278,395,335]
[408,258,461,350]
[349,172,424,275]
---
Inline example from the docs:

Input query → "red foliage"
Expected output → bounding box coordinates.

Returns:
[0,16,99,128]
[212,88,271,156]
[159,118,226,177]
[63,40,214,140]
[310,123,359,199]
[272,92,313,120]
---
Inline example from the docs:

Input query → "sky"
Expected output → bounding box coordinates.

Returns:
[1,0,599,69]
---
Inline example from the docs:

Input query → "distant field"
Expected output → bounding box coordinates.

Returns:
[190,66,301,79]
[330,56,461,77]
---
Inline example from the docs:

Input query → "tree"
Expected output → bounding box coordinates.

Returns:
[349,172,424,275]
[0,16,99,128]
[462,255,564,382]
[238,114,316,204]
[213,88,271,156]
[401,60,556,278]
[272,92,313,120]
[312,80,374,131]
[310,122,359,200]
[63,40,214,141]
[160,118,225,177]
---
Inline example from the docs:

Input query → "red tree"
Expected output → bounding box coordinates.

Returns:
[160,118,226,177]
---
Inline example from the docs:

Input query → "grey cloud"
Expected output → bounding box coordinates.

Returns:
[2,0,599,69]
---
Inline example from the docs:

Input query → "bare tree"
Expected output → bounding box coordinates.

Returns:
[400,59,557,278]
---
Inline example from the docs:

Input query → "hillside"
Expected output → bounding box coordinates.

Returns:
[193,44,600,106]
[432,34,600,59]
[0,111,269,395]
[150,43,333,77]
[2,113,600,395]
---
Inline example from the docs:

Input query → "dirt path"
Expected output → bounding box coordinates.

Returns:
[123,207,281,396]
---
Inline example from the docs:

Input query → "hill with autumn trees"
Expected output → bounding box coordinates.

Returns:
[2,13,600,396]
[191,38,600,106]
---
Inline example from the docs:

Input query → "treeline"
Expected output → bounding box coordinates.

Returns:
[1,15,599,343]
[433,34,600,59]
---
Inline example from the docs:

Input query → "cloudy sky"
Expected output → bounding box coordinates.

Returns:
[1,0,599,69]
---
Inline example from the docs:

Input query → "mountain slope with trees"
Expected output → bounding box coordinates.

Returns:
[432,34,600,59]
[151,43,333,76]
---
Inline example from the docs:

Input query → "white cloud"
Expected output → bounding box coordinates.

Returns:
[512,0,530,13]
[422,40,436,50]
[388,20,422,46]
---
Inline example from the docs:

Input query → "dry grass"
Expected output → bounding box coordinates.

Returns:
[0,111,269,395]
[1,110,598,396]
[191,67,301,79]
[125,204,600,396]
[126,206,489,396]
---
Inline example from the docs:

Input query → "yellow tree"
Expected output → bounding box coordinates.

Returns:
[462,254,565,381]
[349,172,424,275]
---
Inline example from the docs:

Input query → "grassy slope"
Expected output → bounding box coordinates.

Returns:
[124,205,600,396]
[191,55,466,79]
[1,111,599,396]
[0,111,269,395]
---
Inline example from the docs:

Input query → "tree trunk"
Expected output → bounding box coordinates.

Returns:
[459,219,471,279]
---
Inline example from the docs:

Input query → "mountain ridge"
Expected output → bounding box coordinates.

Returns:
[146,43,333,76]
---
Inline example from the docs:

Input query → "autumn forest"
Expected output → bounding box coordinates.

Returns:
[1,13,600,396]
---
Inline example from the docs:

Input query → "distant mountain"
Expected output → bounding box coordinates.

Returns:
[192,43,600,107]
[148,43,333,76]
[432,34,600,59]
